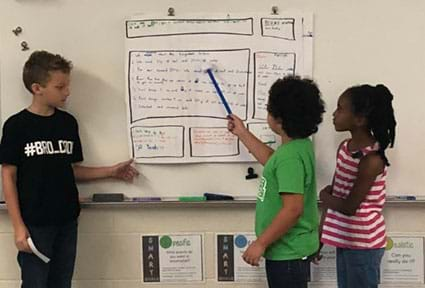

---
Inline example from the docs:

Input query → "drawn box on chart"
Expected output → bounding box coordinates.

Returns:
[131,126,184,159]
[126,18,254,38]
[247,122,280,150]
[128,49,250,122]
[260,18,295,40]
[253,52,296,120]
[189,127,239,157]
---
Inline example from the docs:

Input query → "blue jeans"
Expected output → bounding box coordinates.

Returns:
[18,220,78,288]
[336,247,385,288]
[265,258,310,288]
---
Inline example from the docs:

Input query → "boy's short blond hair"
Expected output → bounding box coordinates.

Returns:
[23,50,72,93]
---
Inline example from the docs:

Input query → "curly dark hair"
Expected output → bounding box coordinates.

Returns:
[344,84,396,166]
[23,50,72,94]
[267,76,325,138]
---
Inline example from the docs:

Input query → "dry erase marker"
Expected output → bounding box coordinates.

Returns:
[394,196,416,200]
[132,197,162,202]
[204,193,234,200]
[178,196,207,202]
[206,68,232,115]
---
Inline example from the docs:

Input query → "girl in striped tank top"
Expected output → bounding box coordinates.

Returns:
[318,84,396,288]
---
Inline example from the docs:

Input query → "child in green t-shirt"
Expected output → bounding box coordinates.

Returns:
[228,76,325,288]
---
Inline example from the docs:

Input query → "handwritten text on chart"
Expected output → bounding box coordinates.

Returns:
[253,52,296,119]
[126,18,253,38]
[190,127,239,157]
[129,50,250,122]
[131,126,184,158]
[247,123,280,150]
[261,18,295,40]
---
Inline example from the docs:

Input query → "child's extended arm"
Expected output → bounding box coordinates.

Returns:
[73,159,139,182]
[1,165,31,253]
[242,193,304,266]
[227,114,274,165]
[320,154,384,216]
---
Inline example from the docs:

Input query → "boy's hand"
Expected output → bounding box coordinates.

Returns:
[242,240,265,266]
[227,114,247,137]
[14,224,31,253]
[111,159,139,182]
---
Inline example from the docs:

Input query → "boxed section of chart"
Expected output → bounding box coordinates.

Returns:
[247,122,280,150]
[126,18,254,38]
[128,49,250,122]
[189,127,240,158]
[253,52,296,119]
[260,18,296,40]
[131,125,185,159]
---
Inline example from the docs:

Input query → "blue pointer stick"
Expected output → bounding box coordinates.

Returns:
[206,68,232,115]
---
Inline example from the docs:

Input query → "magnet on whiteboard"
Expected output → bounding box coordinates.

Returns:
[21,41,29,51]
[168,7,175,17]
[12,26,22,36]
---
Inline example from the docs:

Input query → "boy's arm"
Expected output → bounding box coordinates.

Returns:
[227,114,274,165]
[2,165,31,253]
[73,159,139,182]
[320,153,384,216]
[242,193,303,266]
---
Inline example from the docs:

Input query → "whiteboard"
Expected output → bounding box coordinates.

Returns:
[1,0,424,199]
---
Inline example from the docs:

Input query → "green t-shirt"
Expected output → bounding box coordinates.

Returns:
[255,138,319,260]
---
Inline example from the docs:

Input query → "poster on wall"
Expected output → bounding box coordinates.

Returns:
[141,233,204,283]
[216,233,266,283]
[125,13,313,163]
[381,236,424,283]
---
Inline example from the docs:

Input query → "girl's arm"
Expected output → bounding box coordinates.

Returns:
[1,164,31,253]
[312,188,330,264]
[242,193,304,266]
[73,159,139,182]
[316,143,340,244]
[318,185,332,235]
[227,114,274,165]
[313,143,344,263]
[320,153,384,216]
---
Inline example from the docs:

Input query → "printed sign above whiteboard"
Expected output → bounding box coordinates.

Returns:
[125,14,313,163]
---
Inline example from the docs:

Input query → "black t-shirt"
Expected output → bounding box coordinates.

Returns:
[0,109,83,225]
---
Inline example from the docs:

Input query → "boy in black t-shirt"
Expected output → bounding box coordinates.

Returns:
[0,51,139,288]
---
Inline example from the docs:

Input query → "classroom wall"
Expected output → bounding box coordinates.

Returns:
[1,0,425,287]
[1,0,424,198]
[1,205,425,287]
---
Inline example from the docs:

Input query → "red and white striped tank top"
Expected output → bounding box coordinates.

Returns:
[321,139,387,249]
